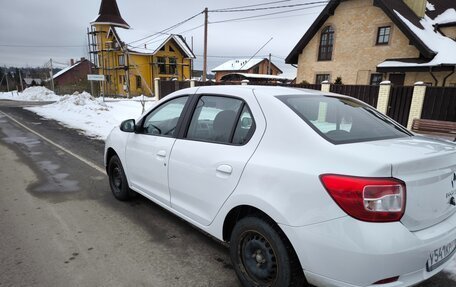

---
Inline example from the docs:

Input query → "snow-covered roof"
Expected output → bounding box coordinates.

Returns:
[53,61,84,79]
[212,58,265,72]
[433,7,456,25]
[378,3,456,69]
[222,73,292,81]
[113,28,195,59]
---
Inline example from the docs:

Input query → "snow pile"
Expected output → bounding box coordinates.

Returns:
[56,92,109,112]
[27,92,155,140]
[0,87,60,101]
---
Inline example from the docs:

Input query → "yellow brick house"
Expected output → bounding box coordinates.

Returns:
[88,0,195,97]
[286,0,456,87]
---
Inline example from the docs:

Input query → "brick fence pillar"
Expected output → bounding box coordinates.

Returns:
[241,79,249,86]
[376,81,392,114]
[154,78,160,101]
[407,81,427,130]
[190,79,196,88]
[321,80,330,92]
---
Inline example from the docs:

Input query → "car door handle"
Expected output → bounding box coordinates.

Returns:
[156,150,167,158]
[216,164,232,175]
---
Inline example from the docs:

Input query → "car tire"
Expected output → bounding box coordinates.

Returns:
[108,155,133,201]
[230,216,307,287]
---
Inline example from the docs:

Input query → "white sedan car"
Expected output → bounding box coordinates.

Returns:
[104,85,456,287]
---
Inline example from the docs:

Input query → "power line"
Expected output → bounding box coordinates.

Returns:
[128,11,203,45]
[210,4,326,24]
[212,0,293,11]
[209,1,328,12]
[0,44,85,48]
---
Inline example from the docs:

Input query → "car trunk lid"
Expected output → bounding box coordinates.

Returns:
[338,136,456,231]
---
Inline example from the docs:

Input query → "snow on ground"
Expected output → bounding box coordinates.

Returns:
[0,87,155,140]
[0,87,61,101]
[26,92,155,140]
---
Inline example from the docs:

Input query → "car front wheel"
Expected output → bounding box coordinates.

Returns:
[108,155,133,201]
[230,216,306,287]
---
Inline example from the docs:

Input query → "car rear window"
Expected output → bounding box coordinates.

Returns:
[278,95,411,144]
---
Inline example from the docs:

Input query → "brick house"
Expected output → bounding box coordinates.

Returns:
[286,0,456,87]
[53,58,94,86]
[212,58,283,82]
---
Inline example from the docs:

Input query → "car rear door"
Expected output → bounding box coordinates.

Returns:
[168,92,265,226]
[125,96,190,206]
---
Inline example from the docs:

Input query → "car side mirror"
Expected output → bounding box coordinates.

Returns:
[120,119,136,133]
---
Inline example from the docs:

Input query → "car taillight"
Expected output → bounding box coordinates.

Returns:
[320,174,406,222]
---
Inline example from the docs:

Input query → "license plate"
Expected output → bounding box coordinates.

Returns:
[426,239,456,272]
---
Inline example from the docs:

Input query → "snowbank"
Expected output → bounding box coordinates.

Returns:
[27,92,155,140]
[0,87,60,101]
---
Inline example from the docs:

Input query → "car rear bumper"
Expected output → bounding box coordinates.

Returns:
[280,211,456,287]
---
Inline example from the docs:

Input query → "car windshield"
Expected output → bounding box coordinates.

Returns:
[278,95,412,144]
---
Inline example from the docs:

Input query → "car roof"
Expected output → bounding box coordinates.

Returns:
[193,85,328,97]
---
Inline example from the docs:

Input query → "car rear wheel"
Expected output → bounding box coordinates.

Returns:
[230,216,307,287]
[108,155,133,201]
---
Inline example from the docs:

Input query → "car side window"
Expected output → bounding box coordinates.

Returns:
[232,106,255,145]
[186,95,255,145]
[142,96,188,137]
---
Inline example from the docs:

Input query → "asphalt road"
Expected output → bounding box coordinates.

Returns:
[0,100,454,287]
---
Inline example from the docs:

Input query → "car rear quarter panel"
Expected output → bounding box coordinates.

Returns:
[213,90,394,229]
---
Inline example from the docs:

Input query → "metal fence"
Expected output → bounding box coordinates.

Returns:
[330,85,379,107]
[387,86,414,127]
[422,87,456,122]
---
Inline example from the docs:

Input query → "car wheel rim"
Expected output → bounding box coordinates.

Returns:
[111,165,122,192]
[239,230,278,285]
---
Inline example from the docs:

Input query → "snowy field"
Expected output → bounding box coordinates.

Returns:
[0,87,156,140]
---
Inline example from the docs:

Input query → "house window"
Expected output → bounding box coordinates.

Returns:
[119,75,125,84]
[169,57,177,75]
[169,46,175,52]
[370,73,383,85]
[318,26,334,61]
[118,55,125,66]
[136,76,142,89]
[157,57,166,74]
[376,26,391,45]
[315,74,330,84]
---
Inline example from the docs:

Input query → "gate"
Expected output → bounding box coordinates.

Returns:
[387,86,414,127]
[422,87,456,122]
[159,80,191,99]
[330,85,379,107]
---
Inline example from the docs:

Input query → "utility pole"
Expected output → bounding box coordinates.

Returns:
[268,53,272,75]
[203,7,208,82]
[49,58,55,92]
[4,67,10,92]
[19,69,24,92]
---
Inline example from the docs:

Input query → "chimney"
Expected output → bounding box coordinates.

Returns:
[70,59,75,65]
[403,0,426,18]
[80,57,86,62]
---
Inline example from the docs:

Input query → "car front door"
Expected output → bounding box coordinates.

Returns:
[168,93,265,226]
[125,96,189,206]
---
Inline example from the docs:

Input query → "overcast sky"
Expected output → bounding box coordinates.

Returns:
[0,0,325,78]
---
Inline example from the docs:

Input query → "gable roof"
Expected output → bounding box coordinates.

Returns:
[53,60,86,79]
[286,0,456,65]
[111,28,195,58]
[91,0,130,29]
[212,58,283,73]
